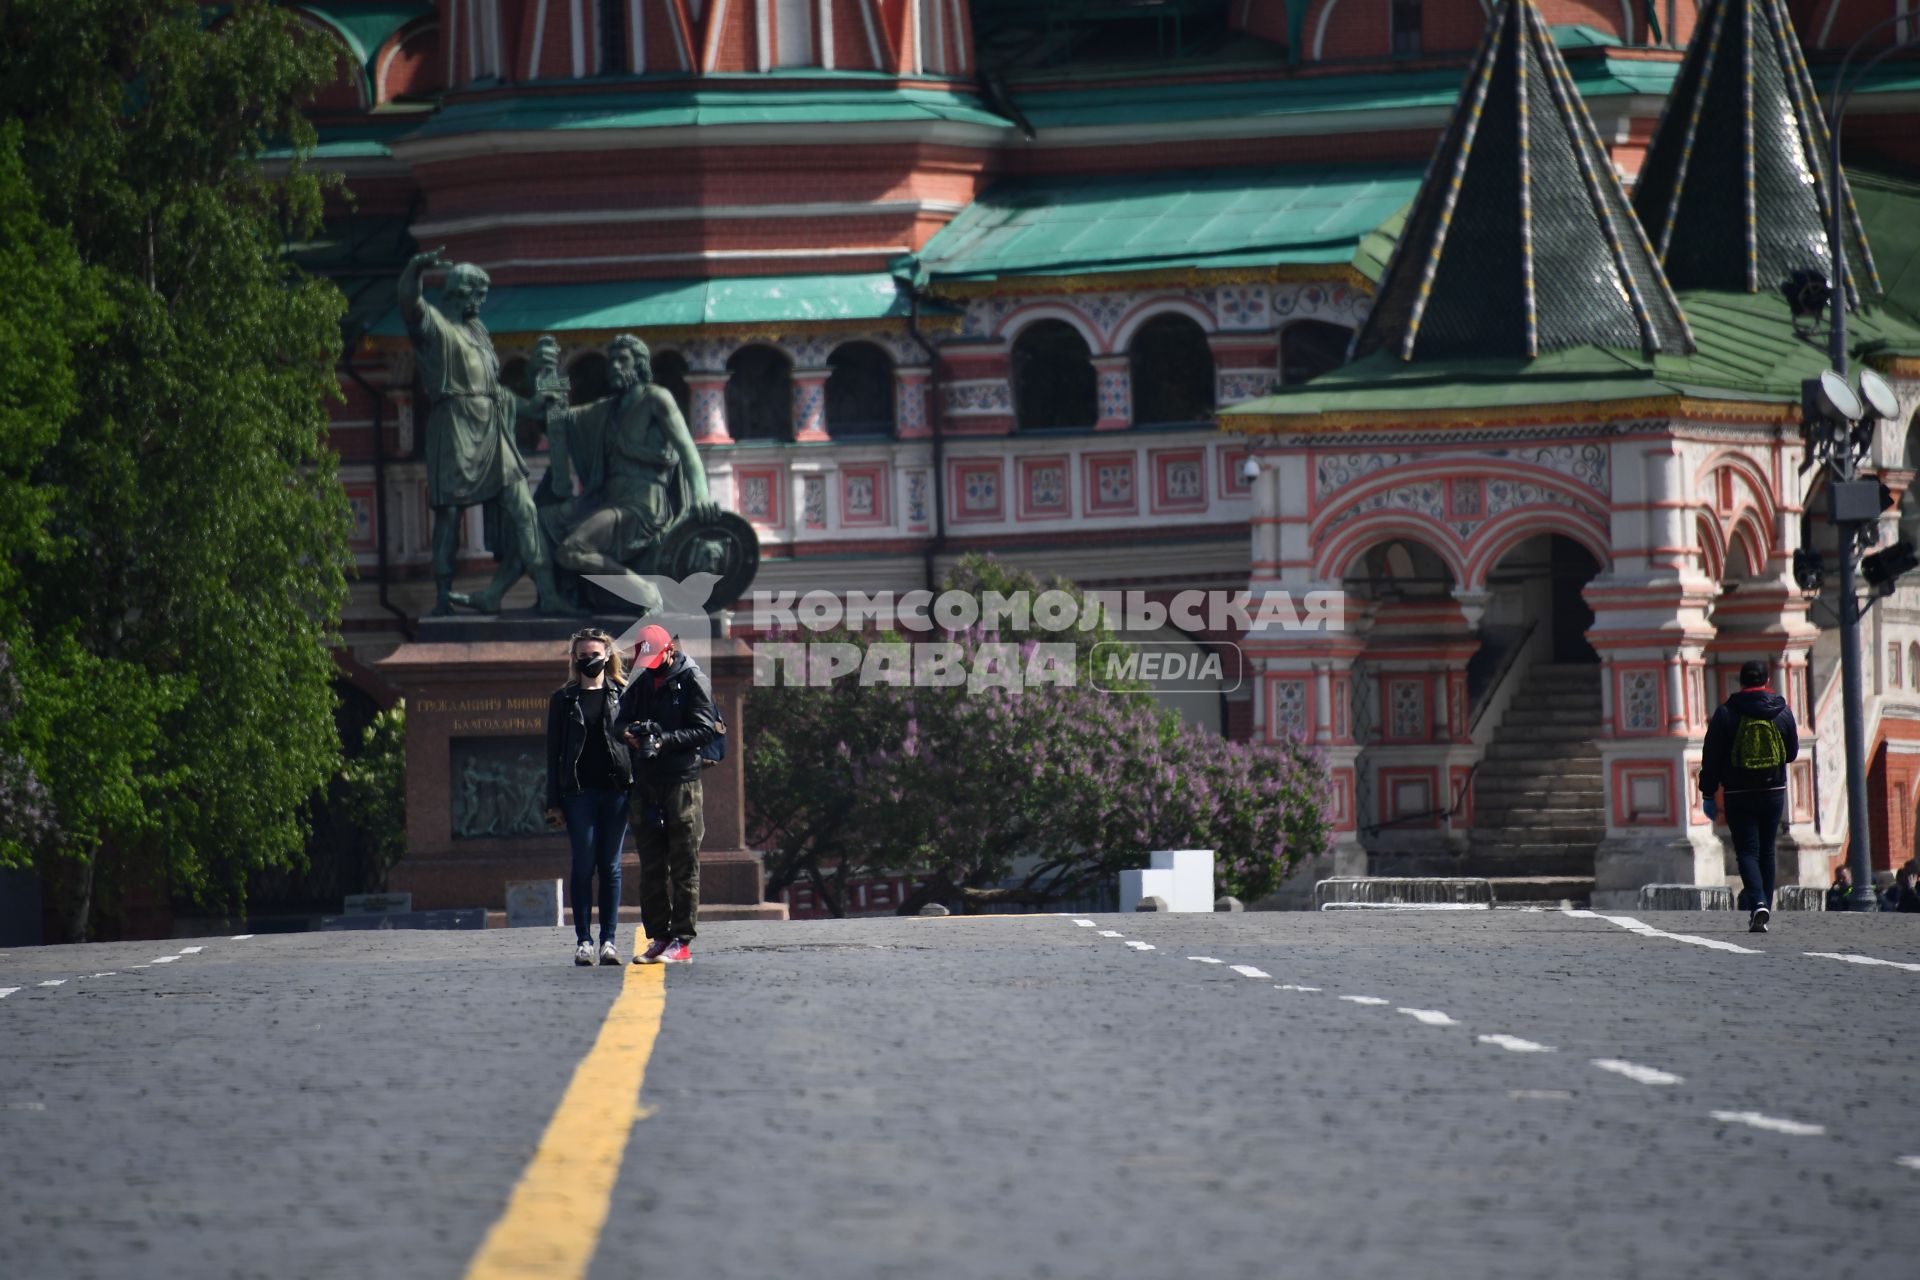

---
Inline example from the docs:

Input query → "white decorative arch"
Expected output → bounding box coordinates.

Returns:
[1314,515,1470,586]
[1461,509,1612,590]
[1111,298,1216,351]
[997,303,1104,352]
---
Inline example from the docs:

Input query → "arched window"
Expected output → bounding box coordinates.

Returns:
[652,349,692,421]
[1391,0,1423,56]
[1129,313,1215,426]
[1012,320,1097,431]
[825,342,896,438]
[598,0,628,73]
[568,352,611,406]
[775,0,814,67]
[726,344,793,442]
[1280,321,1353,385]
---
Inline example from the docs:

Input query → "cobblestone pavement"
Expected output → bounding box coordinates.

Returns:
[2,910,1917,1279]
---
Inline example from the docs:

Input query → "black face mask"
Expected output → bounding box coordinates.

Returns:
[576,654,608,676]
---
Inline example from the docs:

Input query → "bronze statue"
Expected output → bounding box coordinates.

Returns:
[537,334,755,615]
[398,249,583,616]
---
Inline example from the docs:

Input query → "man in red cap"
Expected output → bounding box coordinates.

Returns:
[616,623,719,963]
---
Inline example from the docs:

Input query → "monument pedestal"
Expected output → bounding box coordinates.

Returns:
[376,616,786,922]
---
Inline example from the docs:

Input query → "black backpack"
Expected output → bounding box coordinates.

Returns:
[701,705,727,768]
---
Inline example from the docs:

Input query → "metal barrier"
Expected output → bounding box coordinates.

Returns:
[1313,877,1496,911]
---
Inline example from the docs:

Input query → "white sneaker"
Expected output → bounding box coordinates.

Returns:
[599,941,619,965]
[574,940,595,966]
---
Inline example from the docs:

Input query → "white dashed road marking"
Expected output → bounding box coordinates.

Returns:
[0,988,18,1000]
[1276,984,1321,992]
[1125,941,1156,951]
[1591,1059,1684,1086]
[1479,1034,1556,1053]
[1071,920,1095,928]
[1710,1110,1824,1137]
[1591,913,1761,954]
[37,980,65,987]
[150,956,181,965]
[1397,1008,1458,1026]
[230,934,255,941]
[1897,1156,1920,1171]
[1229,965,1270,979]
[87,972,115,979]
[1187,957,1223,964]
[1804,951,1920,973]
[1096,930,1123,938]
[1338,996,1389,1006]
[178,946,204,955]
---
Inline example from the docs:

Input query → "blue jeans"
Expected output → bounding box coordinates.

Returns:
[1725,789,1785,913]
[563,789,629,943]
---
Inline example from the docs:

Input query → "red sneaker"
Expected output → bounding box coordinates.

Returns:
[661,939,692,964]
[632,937,671,965]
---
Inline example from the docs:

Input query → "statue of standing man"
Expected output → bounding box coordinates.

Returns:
[398,248,583,617]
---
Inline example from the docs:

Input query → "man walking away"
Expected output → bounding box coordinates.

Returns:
[619,624,718,964]
[1698,659,1800,934]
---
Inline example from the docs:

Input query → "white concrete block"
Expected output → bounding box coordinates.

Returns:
[1118,867,1177,914]
[1118,850,1215,912]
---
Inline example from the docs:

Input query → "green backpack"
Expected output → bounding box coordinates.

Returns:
[1731,713,1787,770]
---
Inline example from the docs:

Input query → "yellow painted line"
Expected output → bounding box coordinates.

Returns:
[464,964,666,1280]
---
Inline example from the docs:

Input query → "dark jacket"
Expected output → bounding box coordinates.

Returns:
[545,678,634,809]
[616,652,718,785]
[1698,688,1799,797]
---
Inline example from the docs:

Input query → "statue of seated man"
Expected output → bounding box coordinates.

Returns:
[537,335,726,614]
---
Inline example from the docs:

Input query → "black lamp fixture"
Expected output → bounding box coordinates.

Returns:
[1782,268,1833,322]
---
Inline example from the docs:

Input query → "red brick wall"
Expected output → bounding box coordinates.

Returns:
[519,0,576,79]
[380,22,444,100]
[708,0,760,70]
[830,0,883,70]
[1796,0,1901,51]
[1228,0,1292,46]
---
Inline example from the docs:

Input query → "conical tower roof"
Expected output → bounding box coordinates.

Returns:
[1632,0,1880,302]
[1355,1,1693,363]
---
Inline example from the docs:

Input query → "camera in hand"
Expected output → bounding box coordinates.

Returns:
[627,719,664,759]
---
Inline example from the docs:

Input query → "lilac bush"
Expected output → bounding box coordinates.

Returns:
[747,558,1335,915]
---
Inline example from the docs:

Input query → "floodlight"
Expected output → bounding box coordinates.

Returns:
[1859,368,1899,422]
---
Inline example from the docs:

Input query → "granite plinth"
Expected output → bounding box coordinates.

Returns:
[376,633,781,918]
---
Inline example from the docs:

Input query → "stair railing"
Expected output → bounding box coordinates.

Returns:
[1468,621,1540,739]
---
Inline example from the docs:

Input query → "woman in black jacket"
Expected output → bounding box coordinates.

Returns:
[544,628,634,966]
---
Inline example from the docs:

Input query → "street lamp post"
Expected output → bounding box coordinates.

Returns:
[1824,15,1920,911]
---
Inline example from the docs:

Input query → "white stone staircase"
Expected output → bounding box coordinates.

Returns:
[1467,662,1604,903]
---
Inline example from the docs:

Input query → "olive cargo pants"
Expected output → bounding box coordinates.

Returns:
[631,776,703,941]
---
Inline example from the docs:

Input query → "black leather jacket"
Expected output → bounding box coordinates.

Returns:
[545,678,634,809]
[616,653,718,785]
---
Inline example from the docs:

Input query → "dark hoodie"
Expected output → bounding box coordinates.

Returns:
[1698,687,1799,797]
[614,650,718,786]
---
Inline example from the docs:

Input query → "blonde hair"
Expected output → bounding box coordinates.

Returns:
[563,627,624,688]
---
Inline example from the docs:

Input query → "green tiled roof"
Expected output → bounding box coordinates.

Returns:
[1852,166,1920,324]
[1632,0,1876,300]
[1222,289,1920,423]
[1000,52,1679,132]
[292,3,432,75]
[915,163,1423,281]
[1356,1,1691,363]
[367,272,940,338]
[401,84,1012,139]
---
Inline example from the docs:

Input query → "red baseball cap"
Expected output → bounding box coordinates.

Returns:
[635,623,674,670]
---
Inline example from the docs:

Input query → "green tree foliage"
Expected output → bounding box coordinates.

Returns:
[0,2,351,936]
[747,556,1333,914]
[338,703,408,891]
